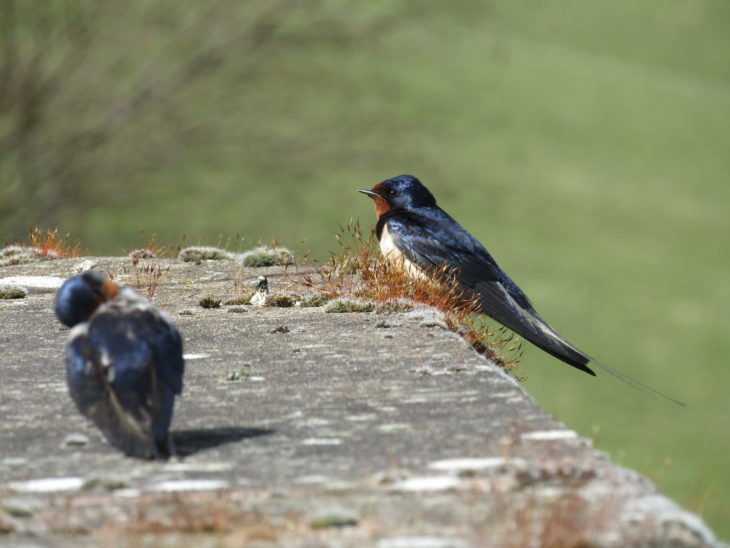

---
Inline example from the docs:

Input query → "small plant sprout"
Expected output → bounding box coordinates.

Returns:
[127,257,170,301]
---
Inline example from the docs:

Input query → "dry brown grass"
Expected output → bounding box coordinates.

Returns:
[25,227,81,258]
[297,219,523,374]
[129,260,170,301]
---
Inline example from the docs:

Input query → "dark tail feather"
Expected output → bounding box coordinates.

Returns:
[535,336,685,406]
[87,389,162,459]
[534,339,596,376]
[526,320,686,407]
[459,279,683,404]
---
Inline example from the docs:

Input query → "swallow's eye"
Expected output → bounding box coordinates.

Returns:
[386,188,398,197]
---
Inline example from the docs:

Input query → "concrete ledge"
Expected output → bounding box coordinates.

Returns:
[0,258,720,547]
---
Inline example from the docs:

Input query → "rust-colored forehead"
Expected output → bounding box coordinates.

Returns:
[371,182,386,192]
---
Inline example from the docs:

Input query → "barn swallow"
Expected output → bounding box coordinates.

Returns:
[360,174,682,404]
[54,270,185,458]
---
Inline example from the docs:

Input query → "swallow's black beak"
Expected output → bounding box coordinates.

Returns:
[358,189,381,199]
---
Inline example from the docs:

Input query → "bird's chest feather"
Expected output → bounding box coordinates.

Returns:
[379,224,427,281]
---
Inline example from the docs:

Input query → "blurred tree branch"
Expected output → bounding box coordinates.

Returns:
[0,0,408,242]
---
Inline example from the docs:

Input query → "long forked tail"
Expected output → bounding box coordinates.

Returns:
[482,293,686,406]
[460,276,685,405]
[530,316,686,406]
[587,357,686,406]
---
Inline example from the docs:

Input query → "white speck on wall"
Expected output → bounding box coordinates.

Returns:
[9,477,85,493]
[0,276,65,289]
[521,429,578,441]
[162,462,234,473]
[302,438,342,446]
[428,457,527,472]
[392,476,460,492]
[150,479,230,492]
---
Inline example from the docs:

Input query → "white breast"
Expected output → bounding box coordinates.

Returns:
[380,224,428,281]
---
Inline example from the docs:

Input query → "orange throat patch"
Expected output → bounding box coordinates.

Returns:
[371,195,390,217]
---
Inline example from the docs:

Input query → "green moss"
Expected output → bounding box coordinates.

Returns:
[309,510,358,529]
[199,296,221,309]
[129,248,157,260]
[376,301,413,314]
[265,295,296,308]
[178,246,234,262]
[81,477,128,491]
[301,294,328,307]
[0,245,57,266]
[225,295,252,306]
[0,286,26,299]
[325,299,374,313]
[240,246,294,267]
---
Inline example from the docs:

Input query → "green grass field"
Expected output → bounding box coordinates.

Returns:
[2,0,729,539]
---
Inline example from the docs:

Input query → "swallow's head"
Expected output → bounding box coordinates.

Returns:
[54,270,119,327]
[358,174,436,217]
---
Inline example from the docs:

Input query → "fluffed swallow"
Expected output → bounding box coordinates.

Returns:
[54,270,185,458]
[360,174,682,404]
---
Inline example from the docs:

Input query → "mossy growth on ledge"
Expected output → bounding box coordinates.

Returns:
[240,246,294,267]
[179,246,235,262]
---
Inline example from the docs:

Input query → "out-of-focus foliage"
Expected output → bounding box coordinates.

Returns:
[0,0,419,242]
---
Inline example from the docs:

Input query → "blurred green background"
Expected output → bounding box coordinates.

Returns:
[2,0,729,538]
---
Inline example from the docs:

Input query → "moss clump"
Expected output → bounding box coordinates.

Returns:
[265,295,296,308]
[81,477,128,491]
[301,294,328,307]
[199,296,221,309]
[325,299,375,313]
[225,295,252,306]
[129,248,157,260]
[0,245,59,267]
[376,301,414,314]
[227,307,247,314]
[0,286,27,299]
[240,246,294,267]
[309,508,359,529]
[178,246,234,262]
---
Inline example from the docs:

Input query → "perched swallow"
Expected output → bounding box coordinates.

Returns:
[54,270,185,458]
[360,174,681,403]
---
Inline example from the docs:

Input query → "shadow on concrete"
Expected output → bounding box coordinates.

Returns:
[173,427,274,457]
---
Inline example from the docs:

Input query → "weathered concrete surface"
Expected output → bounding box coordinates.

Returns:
[0,257,721,547]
